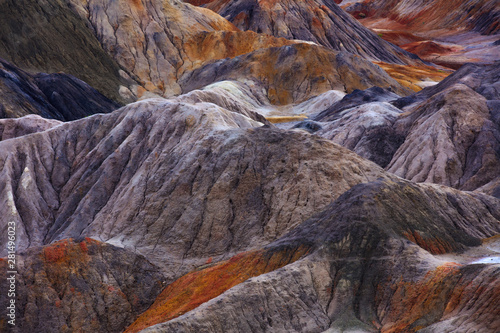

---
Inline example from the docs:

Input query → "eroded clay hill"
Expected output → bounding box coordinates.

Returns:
[0,238,165,333]
[345,0,499,34]
[2,86,499,332]
[130,179,500,332]
[189,0,423,66]
[2,0,421,111]
[0,96,400,332]
[0,1,499,332]
[297,61,500,197]
[0,98,394,280]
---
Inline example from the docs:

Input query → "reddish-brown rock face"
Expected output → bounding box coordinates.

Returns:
[0,238,165,332]
[348,0,499,35]
[345,0,500,68]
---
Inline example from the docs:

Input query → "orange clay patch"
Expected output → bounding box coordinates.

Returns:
[402,41,456,58]
[266,115,308,123]
[375,62,452,92]
[376,30,426,46]
[42,238,98,264]
[183,31,295,73]
[380,263,462,333]
[402,230,454,254]
[130,0,145,12]
[124,245,310,333]
[442,266,500,319]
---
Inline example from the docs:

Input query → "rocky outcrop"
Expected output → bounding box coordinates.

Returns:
[64,0,413,102]
[195,0,423,65]
[1,0,418,105]
[136,179,500,332]
[0,0,130,104]
[65,0,298,98]
[173,80,272,124]
[287,87,404,167]
[0,58,120,120]
[0,98,394,283]
[0,238,165,333]
[1,2,498,332]
[315,86,400,122]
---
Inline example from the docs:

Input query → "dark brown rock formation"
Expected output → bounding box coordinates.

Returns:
[0,0,130,104]
[0,58,120,120]
[0,238,165,333]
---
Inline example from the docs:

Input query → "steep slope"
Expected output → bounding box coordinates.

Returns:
[387,62,500,194]
[0,58,120,120]
[0,98,395,283]
[291,87,404,167]
[315,102,404,168]
[133,179,500,332]
[125,246,311,333]
[299,62,500,196]
[194,0,423,65]
[65,0,291,97]
[0,238,165,333]
[0,0,130,104]
[1,0,417,107]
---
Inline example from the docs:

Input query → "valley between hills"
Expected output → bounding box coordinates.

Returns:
[0,0,499,332]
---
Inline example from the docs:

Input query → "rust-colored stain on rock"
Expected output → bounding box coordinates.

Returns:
[125,245,310,333]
